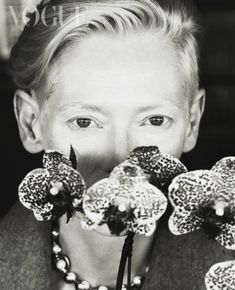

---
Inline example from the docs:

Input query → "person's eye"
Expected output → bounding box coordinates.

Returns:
[68,117,103,129]
[140,115,172,127]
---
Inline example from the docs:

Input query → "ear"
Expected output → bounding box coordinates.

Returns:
[183,89,206,153]
[14,89,43,153]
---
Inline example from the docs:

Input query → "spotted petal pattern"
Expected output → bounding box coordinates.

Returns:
[168,209,203,235]
[216,223,235,251]
[212,157,235,185]
[19,150,86,221]
[168,170,223,210]
[19,168,53,220]
[128,146,187,192]
[205,261,235,290]
[83,160,168,236]
[168,158,235,250]
[212,157,235,207]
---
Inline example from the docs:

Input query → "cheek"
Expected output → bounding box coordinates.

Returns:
[41,121,109,158]
[130,123,188,159]
[39,116,113,185]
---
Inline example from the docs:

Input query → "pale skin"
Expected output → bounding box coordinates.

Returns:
[14,31,205,289]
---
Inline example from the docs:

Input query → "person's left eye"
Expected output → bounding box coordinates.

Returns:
[140,115,172,127]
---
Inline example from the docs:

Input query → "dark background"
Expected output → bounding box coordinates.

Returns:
[1,0,235,217]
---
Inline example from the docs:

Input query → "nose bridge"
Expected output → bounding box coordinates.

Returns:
[111,123,131,164]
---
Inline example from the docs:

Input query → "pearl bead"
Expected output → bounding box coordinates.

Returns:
[98,286,108,290]
[65,271,77,283]
[78,281,90,289]
[56,259,67,272]
[121,285,127,290]
[52,229,59,238]
[133,276,142,286]
[52,243,61,254]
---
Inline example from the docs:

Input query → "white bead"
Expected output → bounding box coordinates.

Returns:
[78,281,90,290]
[52,229,59,238]
[98,286,108,290]
[56,259,67,271]
[65,272,77,282]
[121,286,127,290]
[133,276,142,286]
[52,243,61,254]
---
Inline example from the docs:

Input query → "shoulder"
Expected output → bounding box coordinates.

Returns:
[0,202,56,290]
[144,215,235,290]
[0,202,45,252]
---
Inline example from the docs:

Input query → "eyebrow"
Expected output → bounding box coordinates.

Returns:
[58,102,178,114]
[136,105,162,113]
[58,102,107,114]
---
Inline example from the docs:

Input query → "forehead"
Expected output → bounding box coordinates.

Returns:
[51,31,186,109]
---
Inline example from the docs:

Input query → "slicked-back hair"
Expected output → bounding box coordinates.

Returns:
[10,0,200,105]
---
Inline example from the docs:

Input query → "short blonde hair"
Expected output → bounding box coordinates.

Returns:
[10,0,200,105]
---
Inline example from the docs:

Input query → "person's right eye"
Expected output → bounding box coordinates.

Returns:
[68,117,103,130]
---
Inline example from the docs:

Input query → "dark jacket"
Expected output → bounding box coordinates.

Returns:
[0,202,234,290]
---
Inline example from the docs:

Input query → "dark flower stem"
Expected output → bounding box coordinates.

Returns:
[116,231,135,290]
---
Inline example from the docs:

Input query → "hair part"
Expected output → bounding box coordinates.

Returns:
[10,0,200,105]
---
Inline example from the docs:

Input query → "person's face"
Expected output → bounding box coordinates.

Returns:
[16,32,204,187]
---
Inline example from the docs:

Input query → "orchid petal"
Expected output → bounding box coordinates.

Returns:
[80,215,97,230]
[212,157,235,185]
[18,168,52,213]
[55,163,86,205]
[205,260,235,290]
[128,146,187,191]
[43,150,72,171]
[33,207,53,221]
[168,210,203,235]
[168,170,223,210]
[130,183,167,223]
[127,221,156,236]
[110,160,148,184]
[216,222,235,250]
[83,178,112,224]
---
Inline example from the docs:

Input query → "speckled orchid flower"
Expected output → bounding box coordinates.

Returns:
[168,157,235,250]
[18,147,86,222]
[82,159,168,236]
[205,260,235,290]
[128,146,187,193]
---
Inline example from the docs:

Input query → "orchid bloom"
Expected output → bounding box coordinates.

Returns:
[82,160,168,236]
[18,147,86,222]
[205,260,235,290]
[168,157,235,250]
[82,146,186,236]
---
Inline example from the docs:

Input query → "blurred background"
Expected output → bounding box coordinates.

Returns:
[0,0,235,217]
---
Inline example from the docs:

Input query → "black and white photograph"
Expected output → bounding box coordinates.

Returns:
[0,0,235,289]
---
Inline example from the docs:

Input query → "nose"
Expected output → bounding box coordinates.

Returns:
[107,125,133,170]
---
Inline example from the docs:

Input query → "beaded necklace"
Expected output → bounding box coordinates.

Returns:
[51,221,145,290]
